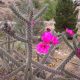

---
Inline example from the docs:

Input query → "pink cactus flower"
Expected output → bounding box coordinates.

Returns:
[51,36,59,45]
[66,28,74,37]
[41,31,53,43]
[76,48,80,59]
[36,42,50,55]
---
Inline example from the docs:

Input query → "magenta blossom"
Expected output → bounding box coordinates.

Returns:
[51,36,59,45]
[36,42,50,55]
[41,31,53,43]
[66,28,74,37]
[76,48,80,59]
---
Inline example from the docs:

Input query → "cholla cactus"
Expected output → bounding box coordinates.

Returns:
[0,0,80,80]
[1,0,49,80]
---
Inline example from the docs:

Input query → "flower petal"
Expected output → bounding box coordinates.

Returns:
[52,36,59,45]
[41,31,53,43]
[36,42,50,55]
[66,28,74,37]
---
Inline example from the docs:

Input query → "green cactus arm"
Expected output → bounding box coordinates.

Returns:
[3,63,26,79]
[64,70,80,80]
[73,34,78,49]
[33,4,48,20]
[9,3,29,24]
[56,51,75,70]
[61,33,74,50]
[0,47,21,67]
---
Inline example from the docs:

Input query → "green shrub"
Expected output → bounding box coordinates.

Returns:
[43,0,58,21]
[54,0,78,33]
